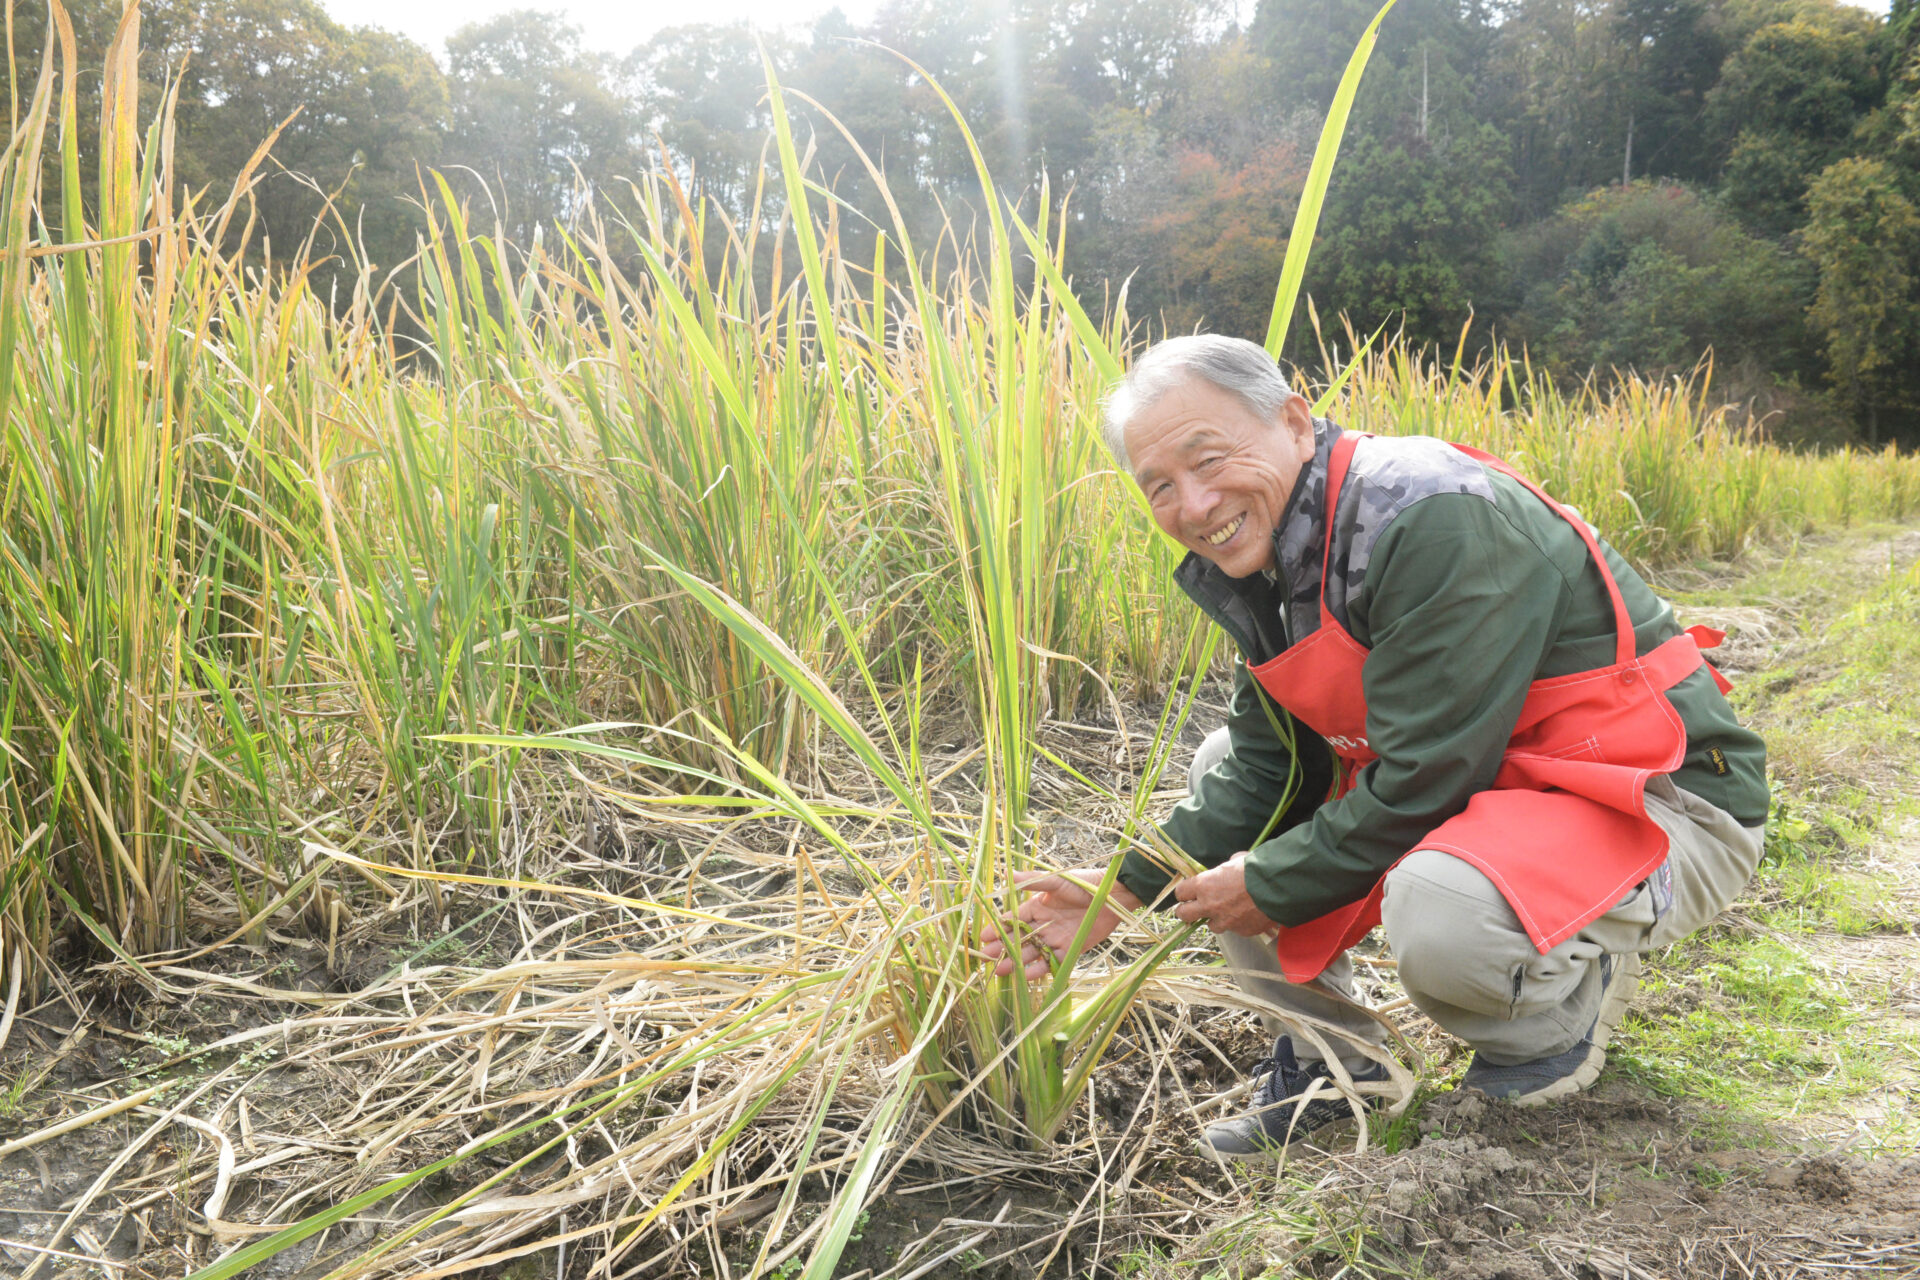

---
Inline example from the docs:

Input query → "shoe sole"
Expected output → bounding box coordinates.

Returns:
[1509,951,1641,1108]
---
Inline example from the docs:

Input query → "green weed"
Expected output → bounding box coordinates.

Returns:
[1116,1170,1419,1279]
[1618,933,1906,1114]
[0,1067,32,1119]
[1367,1085,1440,1154]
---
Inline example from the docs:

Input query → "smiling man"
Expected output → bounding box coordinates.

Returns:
[983,334,1768,1156]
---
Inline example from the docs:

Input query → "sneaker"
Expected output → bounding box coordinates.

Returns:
[1459,951,1641,1106]
[1198,1034,1389,1157]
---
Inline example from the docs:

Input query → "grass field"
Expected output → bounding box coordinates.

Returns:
[1,9,1919,1278]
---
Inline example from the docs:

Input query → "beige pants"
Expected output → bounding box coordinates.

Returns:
[1190,728,1764,1067]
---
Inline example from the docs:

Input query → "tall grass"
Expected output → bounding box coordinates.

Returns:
[1324,337,1920,561]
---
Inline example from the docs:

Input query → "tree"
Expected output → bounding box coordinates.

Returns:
[1708,13,1884,233]
[1309,122,1514,348]
[1611,0,1728,187]
[1245,0,1512,348]
[1487,0,1643,216]
[328,28,449,273]
[1067,27,1325,339]
[444,12,641,241]
[1877,0,1920,169]
[632,22,788,217]
[117,0,447,284]
[1800,157,1920,441]
[1249,0,1496,121]
[1086,123,1311,338]
[1504,181,1816,384]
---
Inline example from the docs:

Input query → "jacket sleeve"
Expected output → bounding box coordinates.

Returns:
[1239,494,1572,927]
[1118,662,1334,908]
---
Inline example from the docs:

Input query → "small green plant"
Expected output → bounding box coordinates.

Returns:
[119,1031,209,1079]
[0,1069,32,1119]
[1763,785,1816,866]
[142,1031,194,1060]
[1367,1086,1437,1154]
[1615,929,1911,1116]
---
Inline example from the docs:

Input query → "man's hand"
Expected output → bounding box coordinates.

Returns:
[981,867,1142,981]
[1173,852,1283,938]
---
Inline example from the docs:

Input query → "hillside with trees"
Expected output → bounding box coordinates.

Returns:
[14,0,1919,441]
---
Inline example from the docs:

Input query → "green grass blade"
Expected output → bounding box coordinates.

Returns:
[1264,0,1400,358]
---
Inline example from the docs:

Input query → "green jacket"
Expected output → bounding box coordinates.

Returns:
[1117,421,1767,927]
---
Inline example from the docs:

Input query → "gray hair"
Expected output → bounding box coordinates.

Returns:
[1101,335,1298,470]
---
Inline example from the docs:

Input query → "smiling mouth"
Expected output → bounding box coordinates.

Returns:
[1203,515,1245,547]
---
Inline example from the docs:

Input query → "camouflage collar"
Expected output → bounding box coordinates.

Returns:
[1271,416,1338,640]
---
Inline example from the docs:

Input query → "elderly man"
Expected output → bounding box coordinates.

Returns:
[985,335,1766,1156]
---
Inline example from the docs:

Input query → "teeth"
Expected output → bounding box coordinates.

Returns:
[1205,516,1243,547]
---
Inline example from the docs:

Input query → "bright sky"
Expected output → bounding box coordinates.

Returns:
[317,0,1891,61]
[317,0,885,56]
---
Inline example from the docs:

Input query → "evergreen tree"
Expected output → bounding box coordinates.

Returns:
[1801,157,1920,441]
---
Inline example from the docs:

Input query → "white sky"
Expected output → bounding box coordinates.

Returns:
[318,0,886,56]
[315,0,1295,57]
[317,0,1890,61]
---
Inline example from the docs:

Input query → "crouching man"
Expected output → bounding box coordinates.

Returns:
[982,335,1766,1156]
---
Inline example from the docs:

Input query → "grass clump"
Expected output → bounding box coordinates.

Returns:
[1621,777,1915,1125]
[1622,935,1863,1106]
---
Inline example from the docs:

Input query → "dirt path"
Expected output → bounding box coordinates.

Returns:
[1656,524,1920,1151]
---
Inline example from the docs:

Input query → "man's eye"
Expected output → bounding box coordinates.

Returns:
[1197,456,1222,471]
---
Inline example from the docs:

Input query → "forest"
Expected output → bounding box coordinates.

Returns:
[15,0,1920,444]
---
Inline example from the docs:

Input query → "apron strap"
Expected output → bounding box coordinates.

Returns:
[1448,444,1637,669]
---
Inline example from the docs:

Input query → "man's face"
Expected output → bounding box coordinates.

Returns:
[1123,377,1315,579]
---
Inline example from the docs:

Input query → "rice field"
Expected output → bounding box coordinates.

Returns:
[3,7,1920,1276]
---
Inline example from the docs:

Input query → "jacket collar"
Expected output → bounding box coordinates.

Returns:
[1172,416,1337,662]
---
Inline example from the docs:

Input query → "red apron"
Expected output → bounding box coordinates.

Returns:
[1248,434,1732,983]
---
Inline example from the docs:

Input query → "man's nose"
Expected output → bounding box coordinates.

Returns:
[1177,476,1216,525]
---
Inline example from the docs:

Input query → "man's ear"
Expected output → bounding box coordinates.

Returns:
[1278,392,1314,446]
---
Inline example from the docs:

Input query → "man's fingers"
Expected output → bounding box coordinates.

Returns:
[1014,869,1107,904]
[991,939,1046,978]
[1014,897,1060,926]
